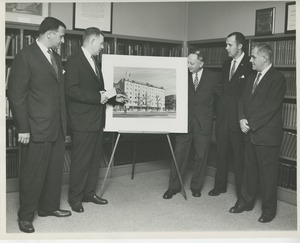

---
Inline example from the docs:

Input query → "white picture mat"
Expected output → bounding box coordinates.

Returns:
[102,54,188,133]
[5,3,49,25]
[73,3,112,32]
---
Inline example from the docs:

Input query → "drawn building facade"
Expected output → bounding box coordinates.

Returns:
[115,78,165,111]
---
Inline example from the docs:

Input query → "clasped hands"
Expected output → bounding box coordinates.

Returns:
[240,119,250,134]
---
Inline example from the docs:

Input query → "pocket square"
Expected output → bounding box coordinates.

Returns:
[240,75,245,79]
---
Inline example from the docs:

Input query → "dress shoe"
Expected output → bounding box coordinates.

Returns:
[71,202,84,213]
[258,214,274,223]
[163,189,179,199]
[82,195,108,205]
[38,209,72,217]
[18,219,35,233]
[192,190,201,197]
[208,189,226,196]
[229,203,253,213]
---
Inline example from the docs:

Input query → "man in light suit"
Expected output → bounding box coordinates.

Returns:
[229,43,286,223]
[209,32,252,198]
[8,17,71,233]
[65,27,127,213]
[163,50,222,199]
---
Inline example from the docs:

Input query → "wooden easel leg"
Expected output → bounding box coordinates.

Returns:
[131,139,138,180]
[166,134,187,200]
[99,133,121,197]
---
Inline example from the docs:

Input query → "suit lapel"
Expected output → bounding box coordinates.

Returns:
[251,68,273,99]
[196,68,207,91]
[79,49,101,83]
[230,55,248,80]
[33,43,59,81]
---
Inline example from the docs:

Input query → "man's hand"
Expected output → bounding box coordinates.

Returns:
[115,94,129,103]
[240,119,250,134]
[100,91,109,104]
[18,133,30,144]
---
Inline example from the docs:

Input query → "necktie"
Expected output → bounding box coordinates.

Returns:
[229,59,236,80]
[92,56,100,80]
[47,49,59,80]
[252,72,262,94]
[193,73,199,90]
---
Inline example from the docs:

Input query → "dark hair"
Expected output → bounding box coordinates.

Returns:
[188,49,204,62]
[39,17,66,35]
[227,32,246,48]
[83,27,104,43]
[252,43,273,62]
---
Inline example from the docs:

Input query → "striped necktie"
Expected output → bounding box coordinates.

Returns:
[47,49,59,80]
[229,59,236,80]
[252,72,262,94]
[193,73,199,90]
[92,56,100,80]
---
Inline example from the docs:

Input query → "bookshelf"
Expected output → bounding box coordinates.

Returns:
[188,33,296,205]
[5,22,182,192]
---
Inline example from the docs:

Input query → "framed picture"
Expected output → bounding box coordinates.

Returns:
[73,3,112,33]
[102,54,188,134]
[5,3,49,25]
[255,7,275,36]
[285,2,296,33]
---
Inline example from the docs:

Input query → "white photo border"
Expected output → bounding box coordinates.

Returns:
[102,54,188,134]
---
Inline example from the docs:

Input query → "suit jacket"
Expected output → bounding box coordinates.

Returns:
[8,42,66,142]
[65,48,106,132]
[238,67,286,146]
[188,68,222,135]
[216,54,252,131]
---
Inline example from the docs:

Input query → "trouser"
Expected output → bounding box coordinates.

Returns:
[69,129,103,205]
[18,128,65,221]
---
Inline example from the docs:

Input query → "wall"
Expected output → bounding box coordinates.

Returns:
[49,2,187,41]
[188,1,288,41]
[49,1,289,42]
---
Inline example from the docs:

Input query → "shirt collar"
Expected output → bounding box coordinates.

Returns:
[259,63,272,78]
[36,39,49,53]
[232,52,245,66]
[81,46,93,60]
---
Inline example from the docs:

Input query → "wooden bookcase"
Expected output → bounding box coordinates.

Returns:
[5,22,182,192]
[188,33,297,205]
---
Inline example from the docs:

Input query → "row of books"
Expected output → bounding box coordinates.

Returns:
[7,125,18,148]
[6,153,19,178]
[280,132,296,159]
[282,71,296,97]
[5,34,21,56]
[282,103,296,129]
[278,162,296,190]
[117,43,182,57]
[252,39,296,66]
[191,46,228,65]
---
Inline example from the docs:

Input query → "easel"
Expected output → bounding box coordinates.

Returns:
[99,131,187,200]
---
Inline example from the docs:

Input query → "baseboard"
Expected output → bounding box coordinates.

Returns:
[205,165,297,206]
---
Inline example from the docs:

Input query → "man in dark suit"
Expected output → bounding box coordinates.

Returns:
[8,17,71,233]
[163,50,222,199]
[229,43,286,223]
[65,27,127,213]
[209,32,252,198]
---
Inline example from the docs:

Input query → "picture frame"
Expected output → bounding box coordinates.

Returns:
[102,54,188,134]
[284,2,296,33]
[5,3,49,25]
[73,3,113,33]
[255,7,275,36]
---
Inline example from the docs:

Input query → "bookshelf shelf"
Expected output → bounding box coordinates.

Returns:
[280,155,297,162]
[6,147,19,151]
